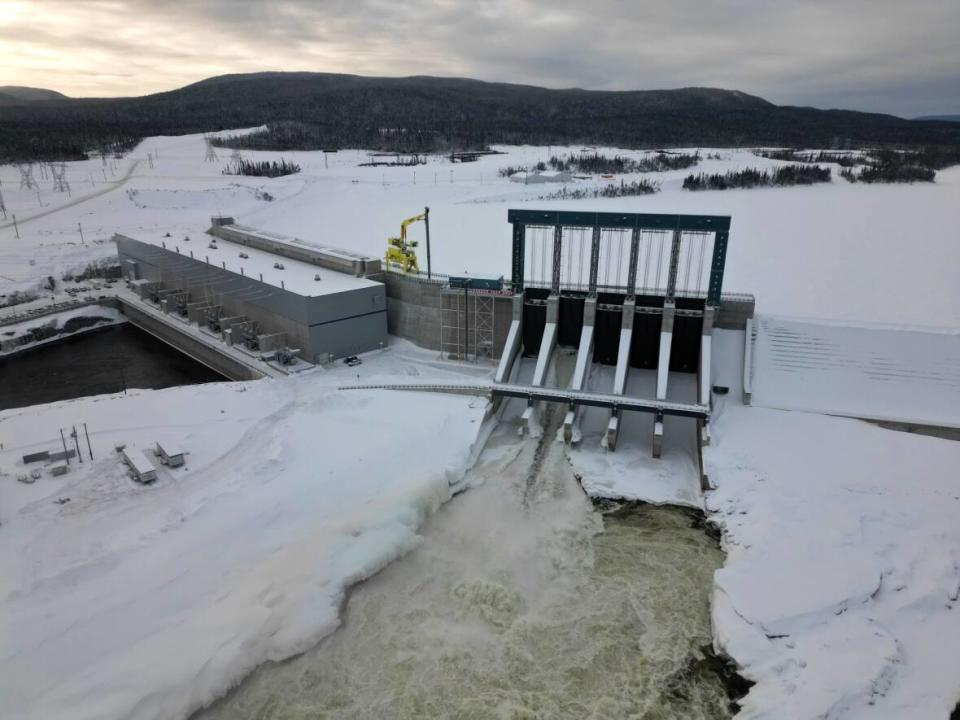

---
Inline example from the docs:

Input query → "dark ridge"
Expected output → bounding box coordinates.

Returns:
[0,85,69,104]
[2,72,960,161]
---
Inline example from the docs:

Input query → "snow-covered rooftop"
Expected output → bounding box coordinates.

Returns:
[122,230,382,298]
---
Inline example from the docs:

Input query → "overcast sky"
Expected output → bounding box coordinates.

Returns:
[1,0,957,117]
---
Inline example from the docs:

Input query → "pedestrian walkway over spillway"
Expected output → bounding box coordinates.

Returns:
[338,381,710,419]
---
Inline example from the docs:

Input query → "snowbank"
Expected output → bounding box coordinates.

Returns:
[0,344,489,720]
[567,364,703,507]
[705,404,960,719]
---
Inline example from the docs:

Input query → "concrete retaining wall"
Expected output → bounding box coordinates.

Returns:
[383,272,514,356]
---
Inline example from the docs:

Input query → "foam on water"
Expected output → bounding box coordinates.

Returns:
[199,405,731,720]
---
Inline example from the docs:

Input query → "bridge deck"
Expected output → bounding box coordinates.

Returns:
[339,381,709,419]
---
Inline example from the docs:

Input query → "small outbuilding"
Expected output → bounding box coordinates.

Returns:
[122,447,158,483]
[155,442,185,468]
[508,170,573,184]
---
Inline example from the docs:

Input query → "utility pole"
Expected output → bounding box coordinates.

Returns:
[84,423,93,460]
[424,206,431,280]
[12,214,19,239]
[78,222,85,244]
[59,428,70,465]
[71,426,83,464]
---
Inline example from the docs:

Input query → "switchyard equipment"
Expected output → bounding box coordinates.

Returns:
[174,292,190,317]
[240,322,261,351]
[204,307,222,332]
[274,346,301,365]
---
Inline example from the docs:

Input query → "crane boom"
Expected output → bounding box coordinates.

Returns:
[399,213,426,242]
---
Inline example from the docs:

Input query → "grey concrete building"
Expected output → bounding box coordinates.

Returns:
[114,224,386,362]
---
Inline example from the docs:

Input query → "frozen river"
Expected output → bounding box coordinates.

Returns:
[198,404,738,719]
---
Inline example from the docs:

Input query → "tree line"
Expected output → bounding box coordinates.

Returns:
[541,178,660,199]
[499,151,701,177]
[683,165,831,190]
[222,158,301,178]
[840,150,936,183]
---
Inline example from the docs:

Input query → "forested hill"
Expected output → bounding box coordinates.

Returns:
[2,71,960,161]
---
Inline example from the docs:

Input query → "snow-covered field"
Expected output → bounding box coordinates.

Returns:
[2,133,959,326]
[0,342,490,720]
[1,132,959,719]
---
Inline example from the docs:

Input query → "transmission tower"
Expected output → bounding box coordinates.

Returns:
[50,162,71,193]
[17,163,37,190]
[204,137,219,162]
[230,149,242,162]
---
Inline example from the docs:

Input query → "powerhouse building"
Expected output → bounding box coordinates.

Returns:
[114,219,387,361]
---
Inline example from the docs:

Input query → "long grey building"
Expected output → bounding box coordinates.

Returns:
[114,220,386,362]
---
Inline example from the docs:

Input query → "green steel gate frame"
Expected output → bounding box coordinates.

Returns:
[507,209,730,306]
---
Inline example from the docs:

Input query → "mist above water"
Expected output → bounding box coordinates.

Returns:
[199,400,731,720]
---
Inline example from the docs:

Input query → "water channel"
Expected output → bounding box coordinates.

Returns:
[0,323,225,411]
[199,400,737,719]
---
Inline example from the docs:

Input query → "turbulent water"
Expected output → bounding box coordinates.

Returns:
[199,401,731,720]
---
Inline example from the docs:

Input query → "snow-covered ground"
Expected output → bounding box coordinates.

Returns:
[707,402,960,719]
[750,314,960,428]
[2,133,959,326]
[698,327,960,718]
[2,132,959,719]
[0,341,491,720]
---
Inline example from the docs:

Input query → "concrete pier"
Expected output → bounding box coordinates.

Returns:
[563,297,596,443]
[698,306,715,446]
[656,301,675,401]
[494,295,523,383]
[522,294,558,435]
[651,301,676,458]
[604,298,635,450]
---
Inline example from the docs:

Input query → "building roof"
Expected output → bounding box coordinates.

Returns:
[118,231,382,298]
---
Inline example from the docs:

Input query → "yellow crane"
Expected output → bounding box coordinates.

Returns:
[385,207,431,275]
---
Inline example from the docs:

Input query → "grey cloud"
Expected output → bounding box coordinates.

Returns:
[1,0,957,116]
